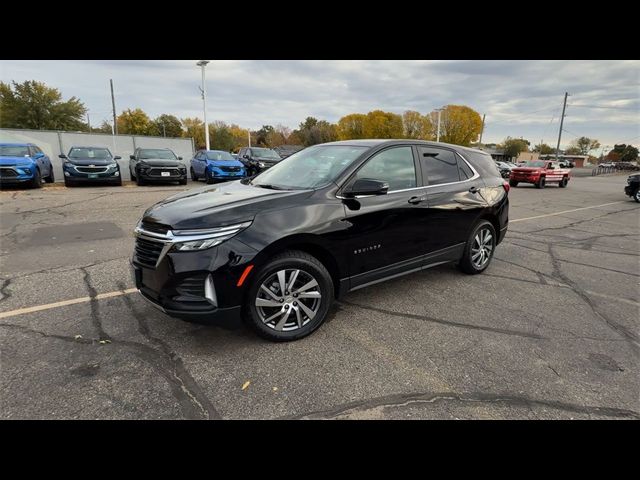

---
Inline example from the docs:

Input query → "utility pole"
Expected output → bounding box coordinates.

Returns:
[162,122,166,138]
[196,60,210,150]
[110,79,118,135]
[248,130,251,147]
[436,108,444,142]
[478,113,486,146]
[87,113,91,133]
[555,92,569,161]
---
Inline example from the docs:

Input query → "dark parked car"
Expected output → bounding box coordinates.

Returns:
[60,146,122,187]
[132,140,509,342]
[274,144,304,159]
[237,147,282,176]
[0,142,54,188]
[190,149,247,183]
[624,173,640,202]
[129,148,187,186]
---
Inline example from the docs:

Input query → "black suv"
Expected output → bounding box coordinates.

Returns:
[129,148,187,185]
[132,140,509,341]
[60,146,122,187]
[237,147,282,176]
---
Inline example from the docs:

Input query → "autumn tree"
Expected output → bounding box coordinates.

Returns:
[608,144,639,162]
[296,117,338,146]
[401,110,433,140]
[337,113,366,140]
[570,137,600,156]
[501,137,530,159]
[432,105,483,146]
[117,108,152,135]
[229,124,250,152]
[265,124,291,147]
[363,110,403,138]
[181,117,205,149]
[0,80,87,131]
[94,121,114,134]
[151,114,183,137]
[532,143,554,154]
[564,146,581,155]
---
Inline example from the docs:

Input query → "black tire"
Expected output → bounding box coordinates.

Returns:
[509,180,518,187]
[64,177,75,188]
[458,220,496,275]
[179,178,187,185]
[136,175,145,186]
[205,170,215,184]
[634,189,640,203]
[558,177,568,188]
[535,176,546,189]
[113,177,123,186]
[245,250,335,342]
[130,169,136,181]
[45,166,55,183]
[31,169,42,189]
[190,167,198,181]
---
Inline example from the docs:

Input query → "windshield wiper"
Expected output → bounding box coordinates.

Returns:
[253,183,286,190]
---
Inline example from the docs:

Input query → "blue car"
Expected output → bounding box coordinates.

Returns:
[0,142,55,188]
[190,150,247,184]
[60,146,122,187]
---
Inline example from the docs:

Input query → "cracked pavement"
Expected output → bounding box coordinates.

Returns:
[1,175,638,419]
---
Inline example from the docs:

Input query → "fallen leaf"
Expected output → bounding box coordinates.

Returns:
[74,335,83,340]
[242,381,251,390]
[273,387,278,392]
[99,339,111,345]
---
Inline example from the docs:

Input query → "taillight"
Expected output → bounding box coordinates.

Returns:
[502,181,510,194]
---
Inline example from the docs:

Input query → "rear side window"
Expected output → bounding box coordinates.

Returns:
[464,150,501,179]
[418,147,460,185]
[457,154,474,180]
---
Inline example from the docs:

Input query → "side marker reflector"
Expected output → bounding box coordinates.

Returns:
[237,265,254,287]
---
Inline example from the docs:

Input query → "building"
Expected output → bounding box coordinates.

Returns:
[516,151,540,163]
[478,147,513,163]
[539,154,589,168]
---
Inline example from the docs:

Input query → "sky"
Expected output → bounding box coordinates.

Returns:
[1,60,638,150]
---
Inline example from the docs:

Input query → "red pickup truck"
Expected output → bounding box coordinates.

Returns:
[509,160,571,189]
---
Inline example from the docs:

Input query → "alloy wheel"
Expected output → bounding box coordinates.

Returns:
[471,227,494,269]
[254,268,322,331]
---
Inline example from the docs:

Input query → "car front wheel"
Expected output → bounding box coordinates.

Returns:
[635,189,640,203]
[31,168,42,188]
[458,220,496,275]
[245,250,334,342]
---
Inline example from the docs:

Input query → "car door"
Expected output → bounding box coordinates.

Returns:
[340,145,430,289]
[418,146,487,254]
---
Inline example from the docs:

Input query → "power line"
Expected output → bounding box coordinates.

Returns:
[568,104,638,111]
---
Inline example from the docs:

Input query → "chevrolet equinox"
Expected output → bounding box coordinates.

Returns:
[132,140,509,341]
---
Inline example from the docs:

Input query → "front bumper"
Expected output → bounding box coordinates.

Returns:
[210,169,246,180]
[0,166,34,183]
[510,174,539,183]
[138,171,187,182]
[625,185,638,196]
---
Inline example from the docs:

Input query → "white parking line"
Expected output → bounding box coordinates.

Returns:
[0,288,137,320]
[511,201,627,223]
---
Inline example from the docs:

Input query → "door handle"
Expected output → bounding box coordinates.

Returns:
[408,196,425,205]
[469,186,479,194]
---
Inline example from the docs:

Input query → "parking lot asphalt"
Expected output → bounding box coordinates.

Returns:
[1,174,638,419]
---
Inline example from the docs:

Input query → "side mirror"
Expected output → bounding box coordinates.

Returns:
[114,156,122,160]
[59,154,68,159]
[129,155,136,160]
[243,154,250,159]
[178,156,183,160]
[34,152,45,159]
[343,178,389,197]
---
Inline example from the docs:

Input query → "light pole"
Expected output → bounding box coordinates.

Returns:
[435,108,444,142]
[197,60,210,150]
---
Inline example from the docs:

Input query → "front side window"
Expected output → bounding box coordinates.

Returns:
[354,146,416,191]
[418,147,460,185]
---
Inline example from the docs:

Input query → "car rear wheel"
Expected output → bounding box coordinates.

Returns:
[245,250,334,342]
[130,168,136,181]
[30,168,42,189]
[190,167,198,181]
[45,167,55,183]
[458,220,496,275]
[558,177,568,188]
[136,175,145,186]
[535,176,546,189]
[509,180,518,187]
[635,189,640,203]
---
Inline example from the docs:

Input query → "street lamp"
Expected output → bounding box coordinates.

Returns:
[196,60,210,150]
[435,107,445,142]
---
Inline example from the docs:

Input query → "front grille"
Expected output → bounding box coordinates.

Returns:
[0,168,18,178]
[134,237,164,268]
[77,166,108,173]
[219,166,241,173]
[148,168,180,177]
[141,221,170,235]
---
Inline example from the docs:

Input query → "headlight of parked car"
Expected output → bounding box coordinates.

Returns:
[171,221,252,252]
[259,161,265,168]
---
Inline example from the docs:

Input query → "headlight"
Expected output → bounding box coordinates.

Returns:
[259,162,265,168]
[107,163,118,170]
[171,221,252,252]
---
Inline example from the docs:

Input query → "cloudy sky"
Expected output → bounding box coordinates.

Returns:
[1,60,638,149]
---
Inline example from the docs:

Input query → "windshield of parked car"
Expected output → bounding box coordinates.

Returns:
[525,161,546,167]
[139,149,177,160]
[251,148,281,160]
[0,145,30,157]
[252,145,368,190]
[69,148,111,159]
[206,151,235,161]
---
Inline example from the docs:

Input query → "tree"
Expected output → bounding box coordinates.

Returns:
[337,113,366,140]
[501,137,530,159]
[297,117,338,146]
[151,114,183,137]
[564,146,581,155]
[117,108,152,135]
[363,110,403,138]
[265,124,291,147]
[608,144,639,162]
[402,110,423,139]
[532,143,554,154]
[571,137,600,155]
[433,105,483,146]
[208,121,236,151]
[228,124,250,152]
[0,80,87,131]
[181,117,205,149]
[255,125,275,146]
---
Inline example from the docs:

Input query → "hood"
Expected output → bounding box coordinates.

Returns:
[0,156,34,166]
[255,156,281,162]
[66,157,116,166]
[141,180,312,230]
[208,159,244,168]
[139,159,184,167]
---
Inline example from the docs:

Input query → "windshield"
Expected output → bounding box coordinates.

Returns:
[251,148,281,160]
[252,145,368,190]
[524,161,546,168]
[206,151,235,161]
[140,149,177,160]
[0,145,30,157]
[69,147,111,159]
